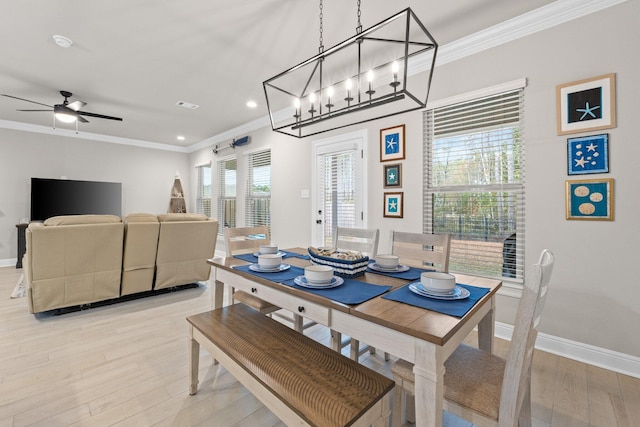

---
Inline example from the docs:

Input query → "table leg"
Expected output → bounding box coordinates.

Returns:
[412,342,444,427]
[189,325,200,395]
[212,279,224,310]
[477,296,496,353]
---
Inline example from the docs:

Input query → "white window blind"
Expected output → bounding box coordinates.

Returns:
[424,88,525,281]
[195,163,211,217]
[217,157,237,234]
[245,149,271,228]
[319,149,359,247]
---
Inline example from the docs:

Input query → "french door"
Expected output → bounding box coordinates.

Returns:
[311,130,367,247]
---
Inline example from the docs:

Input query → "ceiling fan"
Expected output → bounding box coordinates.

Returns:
[2,90,123,124]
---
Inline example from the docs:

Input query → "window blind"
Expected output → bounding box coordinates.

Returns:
[217,157,237,234]
[195,163,211,217]
[245,149,271,228]
[424,88,525,281]
[318,149,359,247]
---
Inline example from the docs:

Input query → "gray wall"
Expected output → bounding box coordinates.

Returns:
[0,128,189,264]
[189,0,640,359]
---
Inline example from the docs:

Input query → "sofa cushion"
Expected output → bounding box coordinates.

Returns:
[157,213,209,222]
[124,213,159,223]
[44,214,122,226]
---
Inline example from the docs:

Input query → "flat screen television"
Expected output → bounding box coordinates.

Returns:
[30,178,122,221]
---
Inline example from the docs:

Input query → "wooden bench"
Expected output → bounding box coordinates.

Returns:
[187,303,394,426]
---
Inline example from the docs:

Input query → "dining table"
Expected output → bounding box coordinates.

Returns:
[207,247,502,427]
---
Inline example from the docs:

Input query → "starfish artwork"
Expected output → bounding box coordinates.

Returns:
[567,87,602,123]
[385,133,399,154]
[567,134,609,175]
[388,199,398,211]
[576,102,600,121]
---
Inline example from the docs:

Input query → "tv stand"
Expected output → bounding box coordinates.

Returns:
[16,223,28,269]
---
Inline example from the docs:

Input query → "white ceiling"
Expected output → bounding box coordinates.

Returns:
[0,0,560,150]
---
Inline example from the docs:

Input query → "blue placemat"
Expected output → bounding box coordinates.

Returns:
[232,264,305,282]
[233,251,309,263]
[366,264,435,280]
[282,277,392,305]
[382,282,490,318]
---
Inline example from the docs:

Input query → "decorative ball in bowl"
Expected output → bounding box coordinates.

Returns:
[259,244,278,254]
[375,254,400,269]
[258,253,283,269]
[420,272,456,293]
[304,265,334,284]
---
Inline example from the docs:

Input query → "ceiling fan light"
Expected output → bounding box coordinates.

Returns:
[55,112,77,123]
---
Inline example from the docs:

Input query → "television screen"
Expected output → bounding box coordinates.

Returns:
[30,178,122,221]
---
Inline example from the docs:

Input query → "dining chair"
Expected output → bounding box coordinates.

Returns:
[391,230,451,272]
[224,226,306,332]
[390,249,555,427]
[331,226,384,361]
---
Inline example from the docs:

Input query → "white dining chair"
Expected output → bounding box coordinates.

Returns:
[331,226,384,361]
[224,226,306,332]
[391,230,451,272]
[391,249,555,427]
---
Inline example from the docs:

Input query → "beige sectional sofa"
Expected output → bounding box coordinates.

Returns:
[24,213,218,314]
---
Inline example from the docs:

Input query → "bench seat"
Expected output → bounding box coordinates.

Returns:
[187,304,394,426]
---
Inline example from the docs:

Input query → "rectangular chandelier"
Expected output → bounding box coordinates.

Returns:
[263,8,437,138]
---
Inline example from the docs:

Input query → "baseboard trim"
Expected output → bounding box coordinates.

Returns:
[495,321,640,379]
[0,258,17,268]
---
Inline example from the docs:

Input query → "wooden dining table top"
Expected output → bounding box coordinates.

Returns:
[208,247,502,347]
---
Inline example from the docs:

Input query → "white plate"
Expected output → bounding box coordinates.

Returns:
[294,276,344,289]
[249,263,290,273]
[253,251,286,257]
[409,283,469,300]
[368,262,410,273]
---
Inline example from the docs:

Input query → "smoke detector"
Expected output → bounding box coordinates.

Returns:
[53,35,73,48]
[176,101,199,110]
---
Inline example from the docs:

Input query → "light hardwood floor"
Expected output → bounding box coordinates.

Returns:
[1,266,638,427]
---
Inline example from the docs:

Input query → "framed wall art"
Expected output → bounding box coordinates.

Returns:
[383,192,403,218]
[567,134,609,175]
[383,163,402,188]
[565,178,614,221]
[380,124,405,162]
[556,73,616,135]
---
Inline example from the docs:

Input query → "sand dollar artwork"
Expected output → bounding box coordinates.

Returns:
[578,203,596,215]
[574,185,590,197]
[590,192,603,202]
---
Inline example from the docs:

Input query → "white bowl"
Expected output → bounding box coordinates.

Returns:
[304,265,334,284]
[258,253,283,269]
[420,272,456,293]
[259,244,278,254]
[375,254,399,269]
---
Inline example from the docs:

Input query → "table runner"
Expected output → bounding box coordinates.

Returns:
[282,277,392,305]
[233,251,310,263]
[366,264,435,280]
[382,282,490,318]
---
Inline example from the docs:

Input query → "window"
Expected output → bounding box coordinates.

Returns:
[424,86,525,281]
[217,157,237,234]
[245,149,271,228]
[195,163,211,217]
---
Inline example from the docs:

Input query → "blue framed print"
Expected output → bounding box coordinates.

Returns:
[384,163,402,188]
[383,192,403,218]
[567,134,609,175]
[380,124,405,162]
[557,73,616,135]
[565,178,614,221]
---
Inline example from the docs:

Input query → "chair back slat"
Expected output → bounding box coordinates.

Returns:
[391,231,451,272]
[499,249,554,426]
[224,226,270,257]
[333,227,379,257]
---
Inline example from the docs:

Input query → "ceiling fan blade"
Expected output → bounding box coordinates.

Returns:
[17,109,53,112]
[78,110,123,121]
[2,94,53,108]
[67,100,86,111]
[77,115,89,123]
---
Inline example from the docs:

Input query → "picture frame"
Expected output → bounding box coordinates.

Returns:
[567,134,609,175]
[383,192,403,218]
[380,124,405,162]
[556,73,616,135]
[383,163,402,188]
[565,178,614,221]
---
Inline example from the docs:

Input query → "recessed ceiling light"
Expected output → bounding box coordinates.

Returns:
[52,34,73,48]
[177,135,185,141]
[246,100,258,108]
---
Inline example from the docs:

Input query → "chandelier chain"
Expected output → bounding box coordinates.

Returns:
[319,0,324,53]
[356,0,362,33]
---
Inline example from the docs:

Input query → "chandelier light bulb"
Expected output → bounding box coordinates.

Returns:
[345,79,353,90]
[391,61,400,74]
[327,86,334,98]
[309,92,316,103]
[367,70,374,82]
[294,98,301,109]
